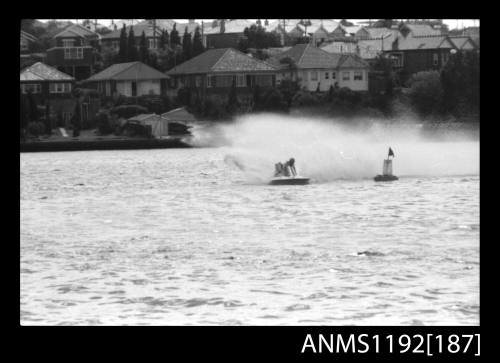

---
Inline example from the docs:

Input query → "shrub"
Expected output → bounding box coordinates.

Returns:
[407,71,443,116]
[291,91,319,107]
[96,112,120,135]
[27,121,45,137]
[110,104,148,119]
[258,87,288,112]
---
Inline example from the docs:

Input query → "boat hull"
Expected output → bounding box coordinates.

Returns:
[270,177,310,185]
[374,175,399,182]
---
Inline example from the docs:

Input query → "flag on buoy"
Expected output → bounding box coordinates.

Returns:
[388,147,394,158]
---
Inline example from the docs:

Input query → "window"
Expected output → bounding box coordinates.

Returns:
[389,53,404,67]
[148,38,157,49]
[324,72,329,79]
[112,41,119,50]
[354,71,363,81]
[21,83,41,94]
[195,76,201,87]
[342,71,350,81]
[49,83,72,93]
[62,39,75,48]
[254,74,272,87]
[214,75,233,87]
[236,75,246,87]
[433,53,439,66]
[331,72,336,80]
[302,71,308,81]
[64,47,84,59]
[210,76,216,88]
[311,71,318,81]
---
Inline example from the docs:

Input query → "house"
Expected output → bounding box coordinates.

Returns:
[84,61,169,97]
[357,34,398,64]
[268,43,370,92]
[398,23,442,37]
[161,107,196,135]
[100,24,163,52]
[321,39,358,55]
[20,30,38,53]
[166,48,278,101]
[463,26,479,48]
[20,62,76,124]
[386,35,457,82]
[203,19,255,49]
[45,24,101,80]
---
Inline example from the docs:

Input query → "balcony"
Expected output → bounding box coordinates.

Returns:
[46,46,95,67]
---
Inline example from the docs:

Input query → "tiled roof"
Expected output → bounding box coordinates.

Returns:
[52,24,99,39]
[20,62,74,82]
[204,19,256,35]
[449,36,477,49]
[402,24,442,37]
[365,27,397,39]
[101,24,162,40]
[338,54,370,68]
[85,61,169,81]
[394,35,455,50]
[166,48,277,75]
[296,20,339,34]
[268,43,342,69]
[357,34,396,58]
[342,25,362,35]
[136,19,177,31]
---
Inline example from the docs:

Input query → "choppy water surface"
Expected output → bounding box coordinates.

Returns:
[21,147,479,325]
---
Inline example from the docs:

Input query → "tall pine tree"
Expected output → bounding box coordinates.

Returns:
[139,30,149,64]
[119,24,128,62]
[170,23,180,46]
[182,27,192,61]
[192,26,204,57]
[127,26,138,61]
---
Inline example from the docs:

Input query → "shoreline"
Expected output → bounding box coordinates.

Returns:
[20,137,193,153]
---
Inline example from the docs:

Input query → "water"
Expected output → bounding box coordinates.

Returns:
[20,117,479,326]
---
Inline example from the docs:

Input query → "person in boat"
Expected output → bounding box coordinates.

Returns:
[288,158,297,176]
[274,162,284,177]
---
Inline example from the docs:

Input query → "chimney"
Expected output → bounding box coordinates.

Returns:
[220,19,225,34]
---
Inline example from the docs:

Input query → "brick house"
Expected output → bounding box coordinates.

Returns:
[45,24,101,81]
[385,35,457,82]
[84,61,169,97]
[20,30,38,53]
[268,43,370,92]
[203,20,255,49]
[166,48,278,101]
[100,23,163,52]
[20,62,76,125]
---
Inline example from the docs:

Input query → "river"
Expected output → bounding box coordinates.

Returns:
[20,140,479,325]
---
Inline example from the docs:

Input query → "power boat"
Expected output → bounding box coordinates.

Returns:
[269,176,310,185]
[270,158,310,185]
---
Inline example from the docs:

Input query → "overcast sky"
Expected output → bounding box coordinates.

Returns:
[38,19,479,30]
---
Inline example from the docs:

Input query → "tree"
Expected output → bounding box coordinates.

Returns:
[119,24,128,62]
[192,26,204,57]
[182,27,192,61]
[170,23,181,46]
[159,29,169,50]
[441,50,479,117]
[407,71,443,117]
[238,25,280,52]
[127,26,138,61]
[139,31,149,64]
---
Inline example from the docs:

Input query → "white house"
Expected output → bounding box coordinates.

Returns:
[268,43,369,92]
[84,61,169,97]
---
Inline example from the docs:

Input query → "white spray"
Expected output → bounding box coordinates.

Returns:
[190,113,479,183]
